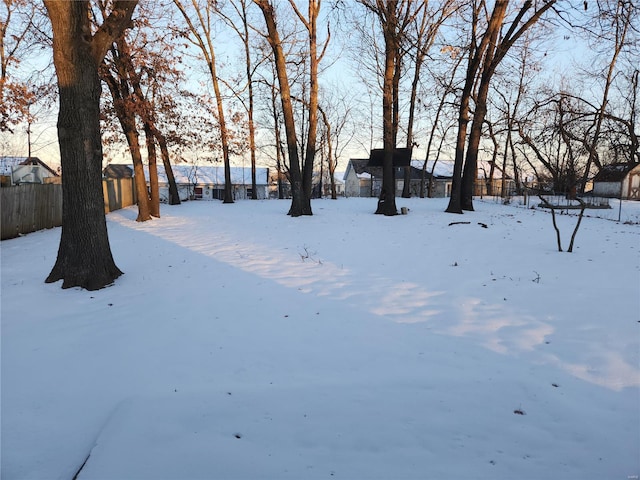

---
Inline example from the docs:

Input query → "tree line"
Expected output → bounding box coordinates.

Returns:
[1,0,637,290]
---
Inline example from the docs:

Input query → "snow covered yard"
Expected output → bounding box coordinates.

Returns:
[1,197,638,479]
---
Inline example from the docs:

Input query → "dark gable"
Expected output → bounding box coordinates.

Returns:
[367,148,412,167]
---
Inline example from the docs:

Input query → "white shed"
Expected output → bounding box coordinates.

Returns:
[592,163,640,200]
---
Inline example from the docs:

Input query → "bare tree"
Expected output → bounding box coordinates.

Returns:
[0,0,47,133]
[173,0,234,203]
[252,0,301,210]
[401,0,457,197]
[289,0,329,211]
[44,0,138,290]
[101,35,152,222]
[358,0,426,215]
[578,0,637,190]
[318,89,355,199]
[252,0,327,216]
[446,0,556,213]
[218,0,262,199]
[420,48,464,198]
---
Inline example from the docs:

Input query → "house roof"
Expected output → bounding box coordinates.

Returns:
[0,156,59,177]
[411,160,454,178]
[593,163,639,182]
[345,159,379,180]
[104,164,133,179]
[105,164,269,185]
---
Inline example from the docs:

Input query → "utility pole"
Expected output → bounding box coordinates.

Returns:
[27,101,32,158]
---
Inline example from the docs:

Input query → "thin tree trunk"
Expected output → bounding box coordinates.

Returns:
[173,0,233,203]
[319,105,337,199]
[102,71,151,222]
[209,57,234,204]
[254,0,306,215]
[145,123,160,217]
[402,49,423,198]
[150,123,181,205]
[300,1,320,214]
[247,61,258,199]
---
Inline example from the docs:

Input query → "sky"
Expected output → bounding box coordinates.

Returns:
[1,196,639,479]
[0,1,619,174]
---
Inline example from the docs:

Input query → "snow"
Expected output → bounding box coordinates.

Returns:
[2,197,639,479]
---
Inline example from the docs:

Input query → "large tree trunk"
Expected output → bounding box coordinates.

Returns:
[446,0,501,214]
[376,25,398,216]
[460,71,492,211]
[460,2,507,211]
[43,0,137,290]
[454,0,555,211]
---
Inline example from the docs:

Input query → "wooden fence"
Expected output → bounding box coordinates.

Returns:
[103,178,136,214]
[1,178,135,240]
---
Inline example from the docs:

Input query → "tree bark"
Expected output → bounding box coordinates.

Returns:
[446,0,491,214]
[460,6,504,211]
[376,24,399,216]
[454,0,555,212]
[154,127,181,205]
[43,0,137,290]
[145,123,161,217]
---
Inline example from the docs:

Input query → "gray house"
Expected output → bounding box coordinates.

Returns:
[343,158,453,198]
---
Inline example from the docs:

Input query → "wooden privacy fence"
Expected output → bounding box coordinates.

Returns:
[1,178,135,240]
[1,184,62,240]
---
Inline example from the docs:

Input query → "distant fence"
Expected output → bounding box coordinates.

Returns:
[1,178,135,240]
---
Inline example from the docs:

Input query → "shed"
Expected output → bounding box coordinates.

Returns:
[592,163,640,200]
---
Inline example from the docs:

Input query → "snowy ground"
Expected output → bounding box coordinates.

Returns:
[1,197,639,479]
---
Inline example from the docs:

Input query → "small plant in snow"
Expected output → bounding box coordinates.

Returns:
[299,246,322,264]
